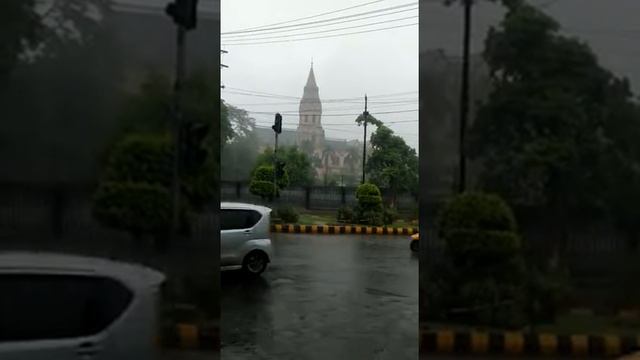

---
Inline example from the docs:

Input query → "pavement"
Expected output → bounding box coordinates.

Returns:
[159,350,219,360]
[221,233,419,360]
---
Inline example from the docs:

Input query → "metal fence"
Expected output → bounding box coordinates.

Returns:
[221,181,418,212]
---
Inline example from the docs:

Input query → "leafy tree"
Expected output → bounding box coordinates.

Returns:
[468,0,635,244]
[254,146,314,187]
[0,0,109,82]
[367,126,418,206]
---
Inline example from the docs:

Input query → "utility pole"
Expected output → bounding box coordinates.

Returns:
[166,0,198,244]
[458,0,472,193]
[361,94,369,184]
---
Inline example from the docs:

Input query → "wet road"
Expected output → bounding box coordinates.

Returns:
[221,233,418,360]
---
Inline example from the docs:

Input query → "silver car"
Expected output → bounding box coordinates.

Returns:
[221,202,273,275]
[0,252,164,360]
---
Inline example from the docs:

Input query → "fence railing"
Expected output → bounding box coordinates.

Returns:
[221,181,419,211]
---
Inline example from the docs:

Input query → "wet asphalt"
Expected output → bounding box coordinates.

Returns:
[221,233,419,360]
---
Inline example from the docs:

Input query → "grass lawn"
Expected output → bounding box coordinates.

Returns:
[425,313,640,336]
[294,210,417,228]
[534,313,640,336]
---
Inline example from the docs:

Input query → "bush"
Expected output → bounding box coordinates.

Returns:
[93,181,187,239]
[431,191,527,329]
[104,134,172,186]
[249,165,289,200]
[437,192,517,238]
[276,206,299,223]
[354,183,384,225]
[383,207,398,225]
[337,205,354,223]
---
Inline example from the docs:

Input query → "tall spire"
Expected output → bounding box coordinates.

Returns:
[305,62,317,88]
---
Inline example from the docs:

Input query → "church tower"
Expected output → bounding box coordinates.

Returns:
[296,63,325,150]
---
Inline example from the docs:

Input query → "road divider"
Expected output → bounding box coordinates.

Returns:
[271,224,418,235]
[421,328,640,357]
[160,323,219,350]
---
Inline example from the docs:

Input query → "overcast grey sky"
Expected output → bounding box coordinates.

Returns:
[417,0,640,91]
[221,0,419,150]
[221,0,640,152]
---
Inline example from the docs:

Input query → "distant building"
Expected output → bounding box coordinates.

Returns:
[254,64,362,185]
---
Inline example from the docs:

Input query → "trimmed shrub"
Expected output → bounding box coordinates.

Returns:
[276,206,299,223]
[430,191,527,329]
[249,165,289,200]
[437,192,517,237]
[354,183,384,225]
[104,134,172,186]
[92,181,186,239]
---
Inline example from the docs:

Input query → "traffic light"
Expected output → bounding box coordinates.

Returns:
[272,113,282,134]
[165,0,198,30]
[181,121,209,174]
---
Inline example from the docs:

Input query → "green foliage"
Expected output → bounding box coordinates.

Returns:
[249,180,275,200]
[437,192,518,238]
[92,181,175,237]
[254,146,313,187]
[470,0,640,227]
[354,183,384,226]
[383,207,398,225]
[367,126,418,200]
[103,134,172,186]
[430,192,528,328]
[249,165,289,200]
[275,206,299,224]
[1,0,109,81]
[337,205,354,223]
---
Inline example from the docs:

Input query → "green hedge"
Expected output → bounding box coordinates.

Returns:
[437,192,517,238]
[93,181,174,236]
[104,134,172,186]
[430,191,527,328]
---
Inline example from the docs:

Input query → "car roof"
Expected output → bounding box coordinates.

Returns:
[221,202,272,214]
[0,252,165,290]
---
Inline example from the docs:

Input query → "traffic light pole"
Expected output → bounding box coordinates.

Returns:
[361,94,368,184]
[170,26,186,244]
[273,132,279,200]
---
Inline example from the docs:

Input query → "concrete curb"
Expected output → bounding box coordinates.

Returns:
[420,329,640,357]
[271,224,418,235]
[160,323,219,350]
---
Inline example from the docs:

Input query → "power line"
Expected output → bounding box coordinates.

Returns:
[224,87,417,101]
[246,109,418,117]
[222,8,417,39]
[222,22,418,46]
[224,0,388,33]
[222,15,418,42]
[222,2,418,35]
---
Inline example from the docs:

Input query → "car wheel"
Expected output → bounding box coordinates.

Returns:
[242,251,268,276]
[410,239,419,252]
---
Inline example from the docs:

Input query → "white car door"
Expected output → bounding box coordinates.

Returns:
[221,209,262,266]
[0,273,142,360]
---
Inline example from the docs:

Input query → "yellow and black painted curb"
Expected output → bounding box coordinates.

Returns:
[271,224,418,235]
[421,329,640,357]
[160,323,219,350]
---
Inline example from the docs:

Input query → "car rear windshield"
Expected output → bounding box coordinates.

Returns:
[221,209,263,230]
[0,274,133,342]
